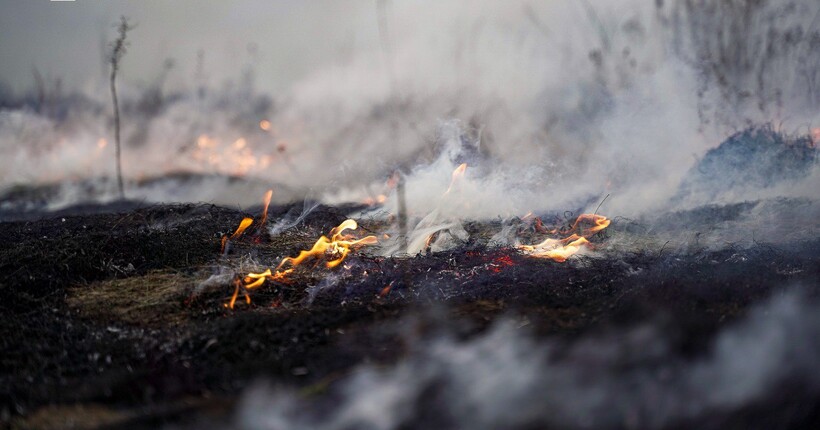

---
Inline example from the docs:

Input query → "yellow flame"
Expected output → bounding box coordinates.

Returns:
[277,219,378,270]
[259,189,273,227]
[445,163,468,194]
[226,219,378,309]
[518,214,610,262]
[231,217,254,239]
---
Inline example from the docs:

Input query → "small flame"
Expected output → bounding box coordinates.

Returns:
[518,214,610,262]
[221,217,254,254]
[226,219,378,309]
[363,194,387,206]
[231,217,254,240]
[278,219,378,270]
[259,120,272,131]
[445,163,468,194]
[259,189,273,228]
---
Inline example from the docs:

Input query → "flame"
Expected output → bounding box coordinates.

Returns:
[363,194,387,206]
[191,134,274,176]
[259,189,273,227]
[278,219,378,270]
[220,217,253,254]
[231,217,254,239]
[226,219,378,309]
[518,214,610,262]
[259,120,272,131]
[445,163,468,194]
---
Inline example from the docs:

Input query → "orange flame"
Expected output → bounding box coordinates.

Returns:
[221,217,254,254]
[277,219,378,270]
[518,214,610,262]
[226,219,378,309]
[445,163,468,194]
[259,189,273,228]
[231,217,254,240]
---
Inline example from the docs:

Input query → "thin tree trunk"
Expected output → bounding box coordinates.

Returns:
[110,62,124,199]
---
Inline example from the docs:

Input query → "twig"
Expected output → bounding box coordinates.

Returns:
[593,193,610,216]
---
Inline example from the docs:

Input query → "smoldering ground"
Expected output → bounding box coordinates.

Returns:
[238,289,820,430]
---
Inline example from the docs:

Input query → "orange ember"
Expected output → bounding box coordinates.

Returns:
[518,214,610,262]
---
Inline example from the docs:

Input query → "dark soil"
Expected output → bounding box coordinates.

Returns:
[1,202,818,429]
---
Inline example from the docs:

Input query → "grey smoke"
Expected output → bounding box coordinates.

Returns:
[237,290,820,429]
[0,0,818,223]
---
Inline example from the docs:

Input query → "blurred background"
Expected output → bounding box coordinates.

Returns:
[0,0,817,217]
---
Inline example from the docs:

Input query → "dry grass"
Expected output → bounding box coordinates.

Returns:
[67,271,194,327]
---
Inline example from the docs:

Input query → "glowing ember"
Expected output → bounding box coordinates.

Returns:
[191,134,273,176]
[518,214,610,262]
[363,194,387,206]
[226,219,378,309]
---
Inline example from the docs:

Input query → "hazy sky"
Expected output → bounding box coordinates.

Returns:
[0,0,381,94]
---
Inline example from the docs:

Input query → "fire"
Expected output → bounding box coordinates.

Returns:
[445,163,468,194]
[191,134,274,176]
[518,214,610,262]
[259,120,272,131]
[225,219,378,309]
[219,190,273,254]
[259,189,273,227]
[231,217,254,239]
[220,216,254,254]
[364,194,387,206]
[278,219,378,270]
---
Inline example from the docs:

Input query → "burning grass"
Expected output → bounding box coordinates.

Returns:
[0,199,818,428]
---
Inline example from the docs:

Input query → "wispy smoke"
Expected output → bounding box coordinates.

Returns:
[237,290,820,429]
[0,0,817,219]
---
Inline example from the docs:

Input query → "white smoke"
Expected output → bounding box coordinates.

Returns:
[237,289,820,429]
[0,0,817,218]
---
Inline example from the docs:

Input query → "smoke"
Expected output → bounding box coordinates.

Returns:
[237,289,820,429]
[0,0,818,219]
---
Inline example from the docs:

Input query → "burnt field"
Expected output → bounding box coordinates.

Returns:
[1,198,818,429]
[2,1,820,428]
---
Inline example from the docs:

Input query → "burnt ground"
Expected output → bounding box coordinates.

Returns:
[0,201,819,429]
